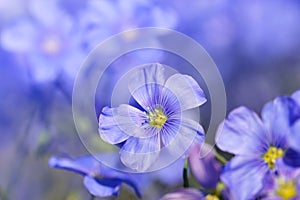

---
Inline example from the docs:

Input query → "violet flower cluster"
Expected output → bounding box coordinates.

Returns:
[161,90,300,200]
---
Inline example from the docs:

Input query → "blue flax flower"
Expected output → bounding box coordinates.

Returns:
[216,96,300,200]
[49,155,141,198]
[0,0,85,82]
[99,63,206,171]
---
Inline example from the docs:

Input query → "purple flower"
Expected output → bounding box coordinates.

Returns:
[216,96,300,200]
[49,155,141,198]
[0,0,85,82]
[99,63,206,171]
[80,0,178,51]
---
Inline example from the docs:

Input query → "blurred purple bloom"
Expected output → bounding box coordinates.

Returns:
[49,155,141,198]
[189,143,221,189]
[0,0,85,82]
[159,188,204,200]
[99,63,206,171]
[216,96,300,200]
[80,0,178,50]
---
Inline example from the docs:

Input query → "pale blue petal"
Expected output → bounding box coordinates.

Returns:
[128,63,166,109]
[29,0,67,28]
[261,96,300,148]
[289,120,300,153]
[83,176,121,197]
[160,188,204,200]
[1,20,38,52]
[164,74,206,111]
[109,104,152,138]
[221,156,268,200]
[292,90,300,106]
[162,118,205,158]
[120,134,160,171]
[216,106,268,156]
[99,106,131,144]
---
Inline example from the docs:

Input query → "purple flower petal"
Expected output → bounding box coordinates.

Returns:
[49,156,97,176]
[83,176,121,197]
[189,143,221,189]
[261,96,300,148]
[29,0,69,28]
[292,90,300,106]
[164,74,207,111]
[159,188,204,200]
[221,156,268,200]
[216,106,268,156]
[289,120,300,153]
[120,134,160,171]
[128,63,166,110]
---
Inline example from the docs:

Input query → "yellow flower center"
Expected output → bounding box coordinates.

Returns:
[205,194,220,200]
[148,108,168,129]
[262,146,284,169]
[42,35,62,55]
[277,179,297,200]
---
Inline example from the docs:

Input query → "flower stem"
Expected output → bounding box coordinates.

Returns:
[214,151,227,165]
[183,159,189,188]
[90,194,95,200]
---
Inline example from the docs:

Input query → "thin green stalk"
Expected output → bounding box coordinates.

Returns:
[183,159,189,188]
[214,151,228,165]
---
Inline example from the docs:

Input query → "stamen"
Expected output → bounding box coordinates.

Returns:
[277,179,297,200]
[148,108,168,128]
[262,146,284,169]
[205,194,220,200]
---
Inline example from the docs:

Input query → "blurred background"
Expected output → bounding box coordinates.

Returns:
[1,0,300,199]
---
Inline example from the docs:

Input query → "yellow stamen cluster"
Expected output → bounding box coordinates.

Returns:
[205,194,220,200]
[148,108,168,129]
[276,179,297,200]
[263,146,284,169]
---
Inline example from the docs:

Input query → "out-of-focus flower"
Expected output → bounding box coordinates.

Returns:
[216,96,300,200]
[188,143,227,200]
[80,0,178,51]
[0,0,85,83]
[159,188,204,200]
[49,155,142,198]
[189,143,221,189]
[99,63,206,171]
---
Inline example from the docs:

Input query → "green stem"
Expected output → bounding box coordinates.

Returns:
[214,151,228,165]
[183,159,189,188]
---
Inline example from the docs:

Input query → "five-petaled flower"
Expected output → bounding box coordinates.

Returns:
[216,95,300,200]
[99,63,206,171]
